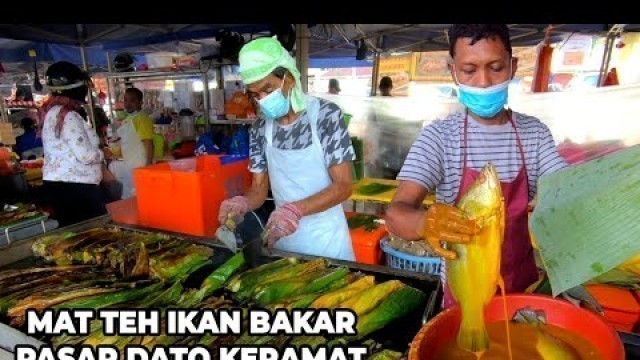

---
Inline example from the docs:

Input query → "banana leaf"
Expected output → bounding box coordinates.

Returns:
[0,267,112,297]
[531,145,640,295]
[586,269,640,290]
[368,350,404,360]
[0,265,96,286]
[293,267,350,295]
[350,286,426,340]
[252,269,330,305]
[54,282,163,309]
[139,281,184,308]
[150,245,212,282]
[199,252,246,297]
[8,287,122,326]
[288,336,328,349]
[338,280,404,316]
[226,257,298,293]
[357,183,396,196]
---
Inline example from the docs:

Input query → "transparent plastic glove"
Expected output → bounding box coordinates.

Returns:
[218,196,250,230]
[422,203,480,260]
[263,203,303,249]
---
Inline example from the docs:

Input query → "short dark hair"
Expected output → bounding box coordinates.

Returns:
[15,86,34,101]
[125,87,143,102]
[20,117,35,130]
[271,66,288,79]
[448,24,512,58]
[379,76,393,89]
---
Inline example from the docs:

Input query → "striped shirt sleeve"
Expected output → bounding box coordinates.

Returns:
[536,122,568,176]
[397,123,445,192]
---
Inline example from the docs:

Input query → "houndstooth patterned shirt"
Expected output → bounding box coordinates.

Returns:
[249,97,356,173]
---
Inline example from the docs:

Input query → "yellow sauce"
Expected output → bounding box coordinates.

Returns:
[433,321,602,360]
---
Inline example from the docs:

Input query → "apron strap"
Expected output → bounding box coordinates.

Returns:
[265,117,274,147]
[507,111,527,170]
[305,96,325,162]
[461,109,471,184]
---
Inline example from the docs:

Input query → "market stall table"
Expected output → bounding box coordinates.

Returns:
[350,177,436,214]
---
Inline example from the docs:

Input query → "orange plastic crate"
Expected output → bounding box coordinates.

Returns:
[346,212,388,265]
[133,155,251,237]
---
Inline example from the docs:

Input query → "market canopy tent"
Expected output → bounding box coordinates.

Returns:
[305,24,640,58]
[2,24,639,63]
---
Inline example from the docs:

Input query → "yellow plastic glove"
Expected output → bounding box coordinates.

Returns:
[421,203,480,260]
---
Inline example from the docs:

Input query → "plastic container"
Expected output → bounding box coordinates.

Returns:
[345,212,387,265]
[133,155,251,237]
[106,197,139,225]
[409,294,625,360]
[586,284,640,331]
[381,238,441,275]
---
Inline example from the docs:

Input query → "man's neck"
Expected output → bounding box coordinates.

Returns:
[277,109,300,126]
[470,109,509,126]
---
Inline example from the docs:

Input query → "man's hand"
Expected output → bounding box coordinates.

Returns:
[528,196,538,212]
[218,196,250,229]
[262,203,303,248]
[421,203,480,260]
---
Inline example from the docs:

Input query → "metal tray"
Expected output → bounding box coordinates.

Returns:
[0,215,48,245]
[0,216,441,353]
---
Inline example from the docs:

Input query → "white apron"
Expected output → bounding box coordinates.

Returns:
[109,112,146,199]
[265,96,355,261]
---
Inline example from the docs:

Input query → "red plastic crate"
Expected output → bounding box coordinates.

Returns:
[133,155,251,237]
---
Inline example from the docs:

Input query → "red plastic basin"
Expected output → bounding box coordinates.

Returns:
[409,294,624,360]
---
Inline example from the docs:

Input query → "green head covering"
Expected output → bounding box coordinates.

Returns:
[238,36,306,113]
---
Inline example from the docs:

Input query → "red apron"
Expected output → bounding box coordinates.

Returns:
[442,111,538,309]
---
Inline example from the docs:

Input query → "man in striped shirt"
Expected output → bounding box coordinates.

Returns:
[386,24,568,307]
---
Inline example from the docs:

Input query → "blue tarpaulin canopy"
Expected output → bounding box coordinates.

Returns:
[1,24,637,72]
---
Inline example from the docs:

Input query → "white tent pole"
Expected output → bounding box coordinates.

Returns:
[105,51,116,122]
[370,52,380,96]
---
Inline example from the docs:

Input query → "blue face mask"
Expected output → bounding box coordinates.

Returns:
[454,63,512,118]
[258,75,291,121]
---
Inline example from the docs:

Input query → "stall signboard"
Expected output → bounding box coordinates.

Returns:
[378,55,412,96]
[411,51,450,82]
[560,34,594,69]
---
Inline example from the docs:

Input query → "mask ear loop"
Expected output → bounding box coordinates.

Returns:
[280,73,293,101]
[279,72,293,101]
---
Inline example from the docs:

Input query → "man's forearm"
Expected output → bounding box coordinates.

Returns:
[246,187,267,211]
[386,202,426,241]
[245,173,269,211]
[294,181,352,216]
